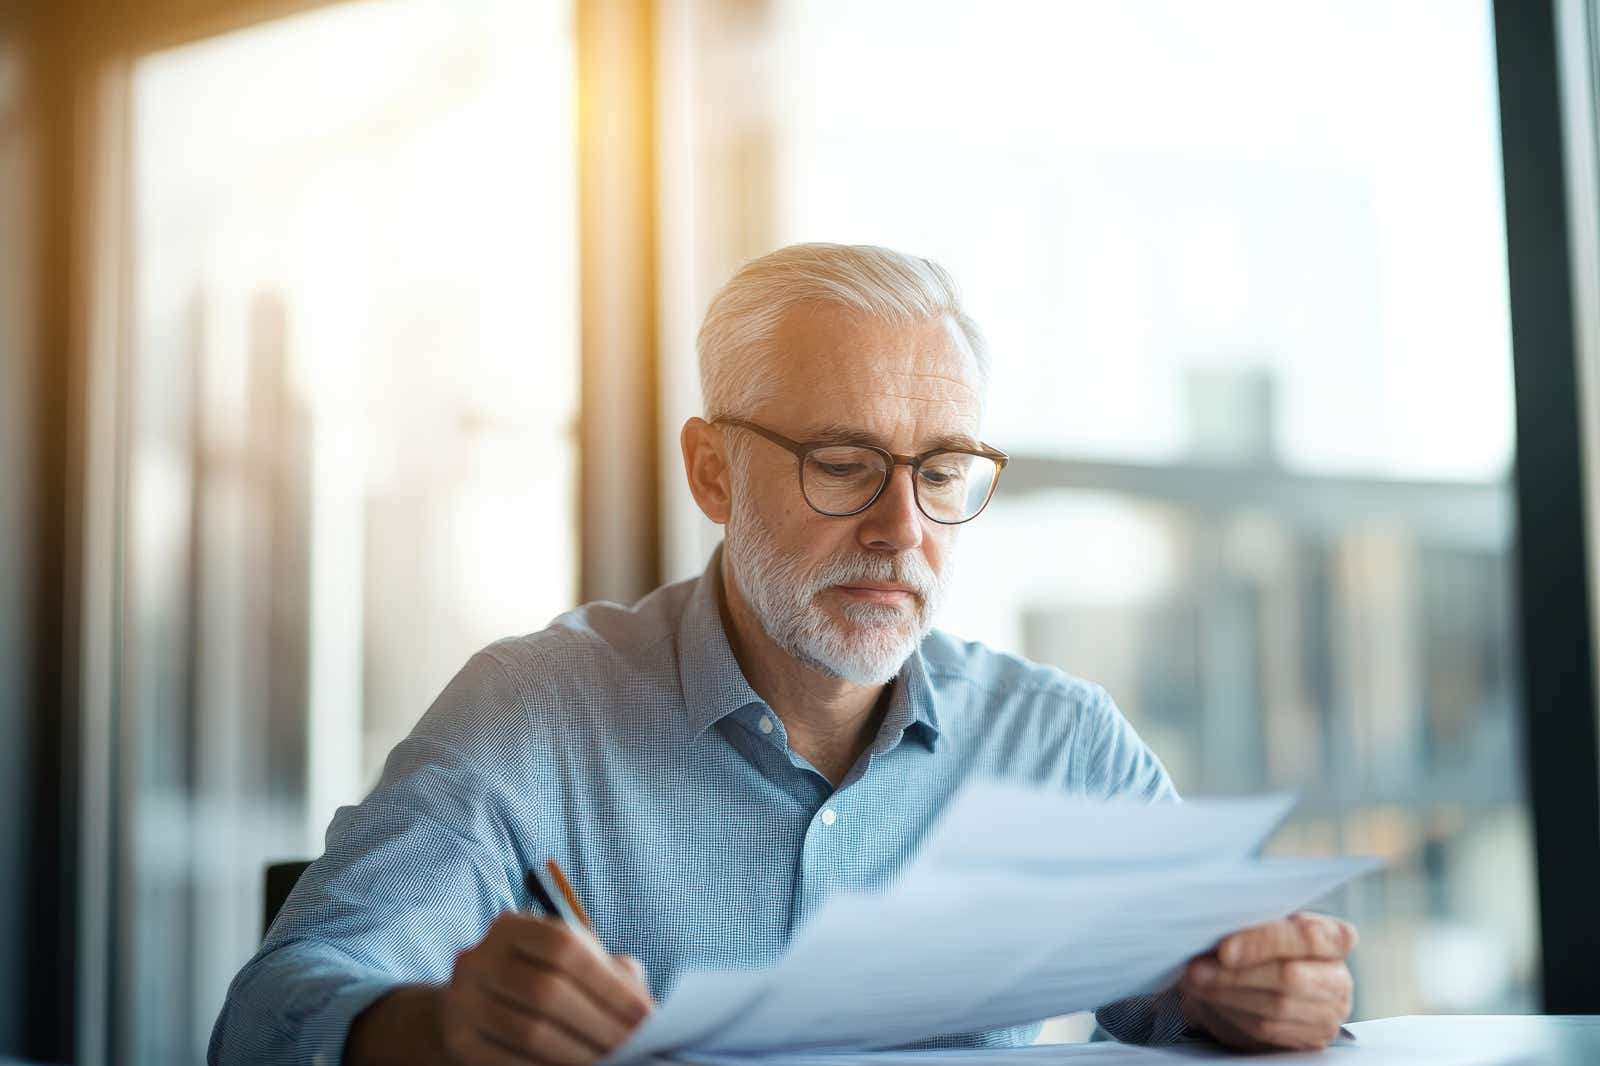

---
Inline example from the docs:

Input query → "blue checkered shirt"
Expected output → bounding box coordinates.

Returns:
[209,550,1192,1064]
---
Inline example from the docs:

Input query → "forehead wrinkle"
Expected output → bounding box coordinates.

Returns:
[815,385,973,403]
[820,358,978,385]
[769,308,985,428]
[794,405,982,455]
[808,390,982,427]
[809,372,980,402]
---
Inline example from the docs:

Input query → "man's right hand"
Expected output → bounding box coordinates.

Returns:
[348,912,655,1066]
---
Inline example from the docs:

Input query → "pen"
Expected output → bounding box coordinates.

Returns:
[525,859,597,937]
[527,860,654,1005]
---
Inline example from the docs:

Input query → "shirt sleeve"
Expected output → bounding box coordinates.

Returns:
[1094,986,1198,1046]
[1078,683,1179,804]
[207,651,533,1065]
[1080,685,1205,1045]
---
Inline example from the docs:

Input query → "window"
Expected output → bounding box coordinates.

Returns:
[119,2,577,1059]
[661,0,1536,1028]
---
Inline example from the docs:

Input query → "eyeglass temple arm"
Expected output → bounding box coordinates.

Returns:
[712,418,811,459]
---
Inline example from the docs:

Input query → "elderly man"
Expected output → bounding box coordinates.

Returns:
[210,244,1357,1066]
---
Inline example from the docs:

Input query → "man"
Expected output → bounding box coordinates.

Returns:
[211,244,1356,1066]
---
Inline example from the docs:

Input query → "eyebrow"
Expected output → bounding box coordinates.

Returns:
[803,422,983,454]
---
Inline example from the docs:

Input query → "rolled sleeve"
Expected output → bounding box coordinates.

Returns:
[209,941,398,1066]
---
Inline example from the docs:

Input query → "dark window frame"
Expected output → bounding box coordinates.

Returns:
[1494,0,1600,1014]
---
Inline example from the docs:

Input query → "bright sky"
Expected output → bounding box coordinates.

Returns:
[771,0,1513,481]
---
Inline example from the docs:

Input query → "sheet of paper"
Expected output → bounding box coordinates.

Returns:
[694,858,1376,1055]
[916,787,1297,873]
[620,969,777,1060]
[609,787,1379,1064]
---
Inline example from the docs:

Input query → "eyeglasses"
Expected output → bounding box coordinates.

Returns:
[714,417,1008,525]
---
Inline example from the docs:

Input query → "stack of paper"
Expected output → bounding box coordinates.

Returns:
[609,785,1378,1063]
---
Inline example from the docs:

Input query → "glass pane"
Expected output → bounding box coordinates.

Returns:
[663,0,1535,1032]
[121,2,578,1060]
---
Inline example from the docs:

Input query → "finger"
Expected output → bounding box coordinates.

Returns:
[1181,996,1272,1053]
[467,986,605,1066]
[1185,984,1345,1027]
[1185,997,1340,1053]
[618,955,648,985]
[478,965,636,1052]
[502,919,655,1025]
[1218,913,1356,967]
[497,916,651,1005]
[446,1027,541,1066]
[1237,1015,1345,1051]
[1187,957,1352,1000]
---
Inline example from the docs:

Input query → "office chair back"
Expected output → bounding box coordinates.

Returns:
[263,860,312,939]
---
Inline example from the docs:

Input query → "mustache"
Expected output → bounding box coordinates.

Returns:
[805,552,938,602]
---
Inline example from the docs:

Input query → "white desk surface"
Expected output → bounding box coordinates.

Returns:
[1146,1015,1597,1064]
[672,1016,1598,1066]
[1342,1015,1600,1064]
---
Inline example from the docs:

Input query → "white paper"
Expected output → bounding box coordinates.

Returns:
[696,859,1375,1056]
[609,787,1377,1064]
[915,787,1297,872]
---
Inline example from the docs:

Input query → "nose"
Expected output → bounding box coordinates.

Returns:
[857,465,924,553]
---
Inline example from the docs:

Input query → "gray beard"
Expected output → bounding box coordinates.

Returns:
[724,485,951,686]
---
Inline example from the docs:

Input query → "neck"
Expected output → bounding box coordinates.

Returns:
[716,551,890,786]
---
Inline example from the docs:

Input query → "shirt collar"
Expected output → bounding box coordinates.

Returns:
[677,546,767,737]
[873,644,942,753]
[675,545,942,751]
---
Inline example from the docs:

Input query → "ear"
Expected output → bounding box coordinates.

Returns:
[681,417,733,525]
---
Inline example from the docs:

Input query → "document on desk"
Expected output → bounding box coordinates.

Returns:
[609,784,1379,1064]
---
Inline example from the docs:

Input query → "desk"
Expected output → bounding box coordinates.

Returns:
[1340,1015,1598,1063]
[669,1017,1598,1065]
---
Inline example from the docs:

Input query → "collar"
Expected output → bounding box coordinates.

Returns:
[677,546,767,736]
[675,545,942,751]
[873,642,942,753]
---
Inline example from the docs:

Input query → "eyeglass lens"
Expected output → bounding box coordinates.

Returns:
[800,446,998,523]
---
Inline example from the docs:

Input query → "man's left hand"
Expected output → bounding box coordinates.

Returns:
[1179,911,1356,1051]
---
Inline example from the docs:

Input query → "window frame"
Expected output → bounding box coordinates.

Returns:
[1494,0,1600,1013]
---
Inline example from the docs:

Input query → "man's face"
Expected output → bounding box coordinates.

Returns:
[723,304,985,684]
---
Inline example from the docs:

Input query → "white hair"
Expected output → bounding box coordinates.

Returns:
[697,242,989,419]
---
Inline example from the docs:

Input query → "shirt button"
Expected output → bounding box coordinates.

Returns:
[758,715,774,735]
[821,808,837,826]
